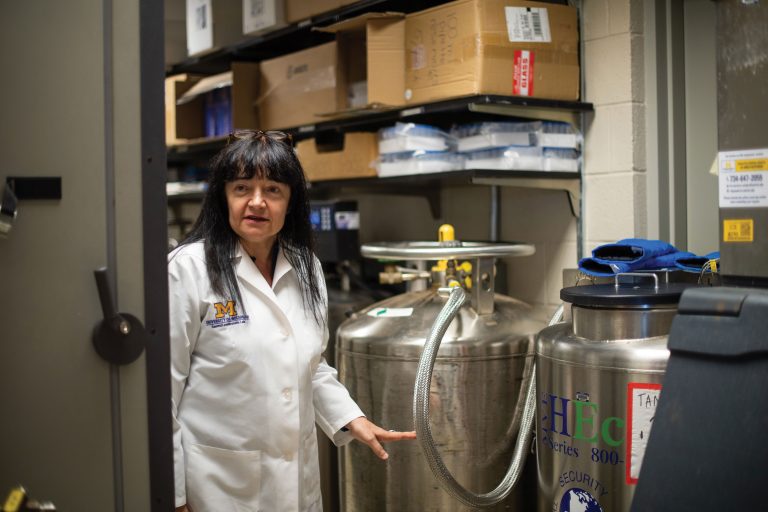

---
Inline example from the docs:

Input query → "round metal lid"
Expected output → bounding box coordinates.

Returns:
[561,281,696,307]
[361,241,535,261]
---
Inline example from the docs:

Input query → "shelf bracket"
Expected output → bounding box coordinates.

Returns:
[471,176,581,218]
[468,103,581,126]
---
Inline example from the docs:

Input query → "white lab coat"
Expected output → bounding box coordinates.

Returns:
[169,241,364,512]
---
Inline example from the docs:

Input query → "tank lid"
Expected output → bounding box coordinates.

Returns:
[561,282,697,307]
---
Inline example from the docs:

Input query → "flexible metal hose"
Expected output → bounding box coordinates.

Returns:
[413,287,564,508]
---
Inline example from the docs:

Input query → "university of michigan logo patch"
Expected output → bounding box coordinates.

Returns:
[205,300,249,328]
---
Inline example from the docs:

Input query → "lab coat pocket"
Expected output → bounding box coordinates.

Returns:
[186,442,262,512]
[301,430,322,509]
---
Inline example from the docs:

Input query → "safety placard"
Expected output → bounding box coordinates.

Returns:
[718,148,768,208]
[626,383,662,484]
[723,219,754,242]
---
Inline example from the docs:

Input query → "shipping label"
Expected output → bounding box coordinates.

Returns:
[506,7,552,43]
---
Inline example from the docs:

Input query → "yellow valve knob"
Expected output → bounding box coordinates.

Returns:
[434,224,457,272]
[438,224,455,242]
[432,260,448,272]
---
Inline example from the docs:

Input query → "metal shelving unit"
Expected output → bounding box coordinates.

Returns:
[167,94,592,229]
[167,0,447,75]
[165,0,591,233]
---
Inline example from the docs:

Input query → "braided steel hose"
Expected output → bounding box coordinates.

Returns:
[413,288,564,508]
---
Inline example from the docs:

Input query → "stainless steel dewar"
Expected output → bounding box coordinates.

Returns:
[535,274,696,512]
[336,234,545,512]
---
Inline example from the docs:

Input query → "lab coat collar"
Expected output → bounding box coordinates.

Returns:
[234,241,294,300]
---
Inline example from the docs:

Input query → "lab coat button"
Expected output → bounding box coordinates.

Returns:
[282,389,292,401]
[279,329,289,338]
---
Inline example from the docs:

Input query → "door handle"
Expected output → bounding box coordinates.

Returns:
[92,267,147,364]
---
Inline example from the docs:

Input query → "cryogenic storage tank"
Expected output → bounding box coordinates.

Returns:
[337,231,545,511]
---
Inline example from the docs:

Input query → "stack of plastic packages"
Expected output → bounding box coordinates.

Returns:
[375,123,463,177]
[454,121,581,172]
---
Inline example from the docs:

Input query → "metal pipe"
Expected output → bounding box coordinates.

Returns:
[413,288,565,507]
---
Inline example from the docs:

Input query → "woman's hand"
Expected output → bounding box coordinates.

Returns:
[344,416,417,460]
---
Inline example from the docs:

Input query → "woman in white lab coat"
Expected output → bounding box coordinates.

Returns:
[169,130,415,512]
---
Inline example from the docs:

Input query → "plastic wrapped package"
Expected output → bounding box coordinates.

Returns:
[535,121,582,149]
[378,123,455,154]
[463,146,543,171]
[452,122,537,152]
[376,150,465,177]
[543,147,580,172]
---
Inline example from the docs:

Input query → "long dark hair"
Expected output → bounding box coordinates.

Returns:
[178,130,324,325]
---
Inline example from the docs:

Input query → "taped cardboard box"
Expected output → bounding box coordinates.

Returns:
[258,42,340,130]
[285,0,358,24]
[316,12,406,115]
[186,0,244,57]
[166,62,259,145]
[405,0,580,104]
[296,133,378,181]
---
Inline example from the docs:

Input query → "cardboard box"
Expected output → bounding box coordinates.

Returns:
[296,133,378,181]
[405,0,580,104]
[258,42,339,129]
[186,0,243,57]
[285,0,358,24]
[242,0,285,36]
[166,74,205,144]
[316,12,406,113]
[166,62,260,144]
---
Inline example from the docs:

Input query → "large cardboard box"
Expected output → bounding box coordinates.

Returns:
[285,0,358,24]
[258,42,339,129]
[405,0,580,104]
[186,0,243,57]
[317,12,406,113]
[166,62,260,144]
[296,133,378,181]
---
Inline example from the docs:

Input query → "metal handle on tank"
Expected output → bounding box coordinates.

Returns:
[413,287,565,507]
[614,272,659,290]
[361,241,535,260]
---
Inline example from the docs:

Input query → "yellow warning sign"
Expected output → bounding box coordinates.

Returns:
[723,219,754,242]
[735,158,768,172]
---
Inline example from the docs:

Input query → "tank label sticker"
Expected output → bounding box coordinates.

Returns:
[718,148,768,208]
[557,485,605,512]
[626,383,662,484]
[367,307,413,318]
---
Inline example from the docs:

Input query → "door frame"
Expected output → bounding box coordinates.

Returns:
[140,0,175,509]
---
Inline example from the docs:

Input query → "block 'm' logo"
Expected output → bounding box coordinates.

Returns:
[214,301,237,318]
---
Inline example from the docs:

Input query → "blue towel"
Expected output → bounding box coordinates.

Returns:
[675,251,720,273]
[592,238,676,264]
[578,239,718,277]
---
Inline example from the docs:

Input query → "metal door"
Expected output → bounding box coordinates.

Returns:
[0,1,173,510]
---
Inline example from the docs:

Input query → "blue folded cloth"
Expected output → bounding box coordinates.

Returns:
[592,238,676,263]
[578,239,718,277]
[675,251,720,273]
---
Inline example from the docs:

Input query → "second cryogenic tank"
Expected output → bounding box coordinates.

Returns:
[336,230,545,511]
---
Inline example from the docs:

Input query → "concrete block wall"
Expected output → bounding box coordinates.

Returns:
[582,0,648,253]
